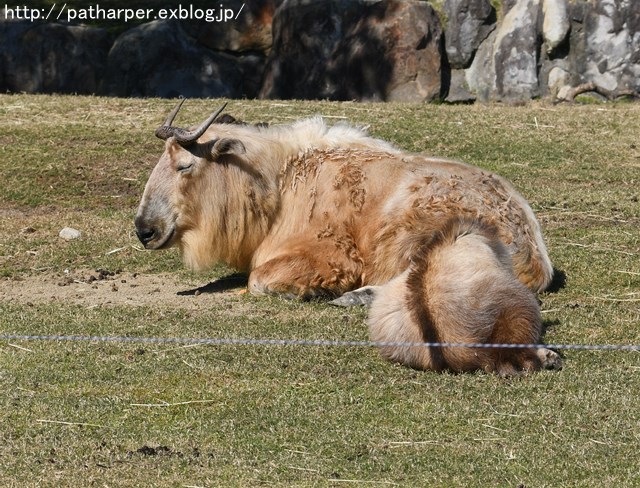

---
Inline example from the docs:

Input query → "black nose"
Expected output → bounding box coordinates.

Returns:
[136,227,156,246]
[135,216,157,246]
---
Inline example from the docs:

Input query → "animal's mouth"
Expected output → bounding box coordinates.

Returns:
[151,226,176,250]
[137,224,176,250]
[135,206,179,250]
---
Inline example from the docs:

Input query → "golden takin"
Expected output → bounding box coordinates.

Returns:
[135,101,561,375]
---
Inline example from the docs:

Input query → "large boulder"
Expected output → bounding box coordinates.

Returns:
[462,29,497,102]
[542,0,570,53]
[103,20,264,98]
[0,20,109,94]
[465,0,541,102]
[580,0,640,93]
[538,0,580,97]
[184,0,282,55]
[260,0,446,102]
[540,0,640,98]
[444,0,497,69]
[494,0,541,100]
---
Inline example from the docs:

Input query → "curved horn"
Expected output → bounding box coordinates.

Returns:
[172,102,228,145]
[162,97,186,127]
[155,98,186,140]
[155,101,228,145]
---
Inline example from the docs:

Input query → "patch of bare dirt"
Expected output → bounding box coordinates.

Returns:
[0,269,249,311]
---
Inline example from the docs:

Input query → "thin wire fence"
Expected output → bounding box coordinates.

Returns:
[1,334,639,351]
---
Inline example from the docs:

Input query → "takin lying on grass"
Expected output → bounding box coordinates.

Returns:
[135,101,562,376]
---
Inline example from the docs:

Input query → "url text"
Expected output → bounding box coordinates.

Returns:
[3,3,245,23]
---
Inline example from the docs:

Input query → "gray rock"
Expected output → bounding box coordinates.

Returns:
[542,0,570,53]
[494,0,541,101]
[553,0,590,90]
[446,68,476,102]
[464,29,497,101]
[103,20,264,98]
[2,0,639,103]
[260,0,445,102]
[59,227,82,240]
[465,0,541,102]
[444,0,497,69]
[581,0,640,93]
[540,0,640,99]
[0,20,109,94]
[546,65,572,96]
[501,0,520,15]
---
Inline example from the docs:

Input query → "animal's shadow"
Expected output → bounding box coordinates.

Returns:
[177,273,248,296]
[546,267,567,294]
[540,267,567,355]
[541,318,562,337]
[176,267,568,299]
[541,318,564,358]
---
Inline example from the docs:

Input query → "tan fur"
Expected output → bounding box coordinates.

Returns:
[248,146,552,296]
[138,116,552,289]
[368,217,555,375]
[137,114,558,374]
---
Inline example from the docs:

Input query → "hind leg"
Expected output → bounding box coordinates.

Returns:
[493,347,562,377]
[488,300,547,376]
[493,349,542,377]
[536,348,563,370]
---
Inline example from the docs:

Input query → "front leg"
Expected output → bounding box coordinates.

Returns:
[248,244,364,300]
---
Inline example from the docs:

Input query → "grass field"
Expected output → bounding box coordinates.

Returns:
[1,95,639,487]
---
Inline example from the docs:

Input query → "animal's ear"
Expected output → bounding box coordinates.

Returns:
[212,138,246,156]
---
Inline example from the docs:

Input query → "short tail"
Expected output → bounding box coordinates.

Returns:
[367,217,560,375]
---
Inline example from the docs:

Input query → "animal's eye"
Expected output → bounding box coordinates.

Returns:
[177,163,194,174]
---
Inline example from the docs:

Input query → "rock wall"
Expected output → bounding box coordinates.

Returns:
[0,20,110,94]
[260,0,446,102]
[1,0,638,102]
[448,0,640,102]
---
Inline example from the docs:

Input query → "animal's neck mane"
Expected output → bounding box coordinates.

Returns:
[256,117,398,171]
[183,118,398,272]
[210,117,398,177]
